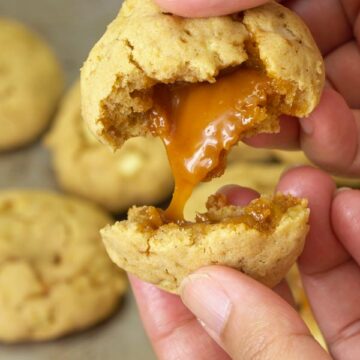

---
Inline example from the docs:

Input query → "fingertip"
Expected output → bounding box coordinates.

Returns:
[277,166,336,199]
[217,185,259,206]
[153,0,270,17]
[300,88,358,175]
[332,188,360,230]
[245,115,300,150]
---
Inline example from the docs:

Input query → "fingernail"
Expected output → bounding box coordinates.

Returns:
[180,273,232,336]
[300,117,313,135]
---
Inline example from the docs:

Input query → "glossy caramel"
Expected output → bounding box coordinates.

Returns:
[150,68,273,220]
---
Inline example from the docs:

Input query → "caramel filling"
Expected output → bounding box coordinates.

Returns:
[150,68,275,221]
[141,194,301,233]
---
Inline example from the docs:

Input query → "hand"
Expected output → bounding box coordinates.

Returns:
[130,167,360,359]
[154,0,360,177]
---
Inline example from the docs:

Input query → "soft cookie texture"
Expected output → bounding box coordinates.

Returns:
[46,82,173,213]
[0,191,127,343]
[81,0,324,149]
[102,195,309,294]
[0,19,63,151]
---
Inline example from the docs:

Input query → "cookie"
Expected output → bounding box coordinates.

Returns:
[81,0,324,149]
[0,191,127,343]
[185,163,286,219]
[46,82,173,212]
[102,194,309,294]
[0,19,63,151]
[273,150,360,188]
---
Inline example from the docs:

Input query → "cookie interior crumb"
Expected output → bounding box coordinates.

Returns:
[131,193,302,233]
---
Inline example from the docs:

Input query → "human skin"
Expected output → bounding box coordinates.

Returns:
[130,1,360,358]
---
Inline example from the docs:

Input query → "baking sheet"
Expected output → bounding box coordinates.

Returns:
[0,1,155,359]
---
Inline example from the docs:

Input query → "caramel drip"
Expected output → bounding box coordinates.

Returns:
[150,68,272,221]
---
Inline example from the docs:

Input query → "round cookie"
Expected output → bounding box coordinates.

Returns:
[81,0,324,149]
[0,191,127,343]
[185,163,286,219]
[0,19,63,151]
[103,194,309,294]
[46,82,173,213]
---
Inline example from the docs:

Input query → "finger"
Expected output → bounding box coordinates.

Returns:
[283,0,353,55]
[153,0,269,17]
[278,167,360,359]
[245,116,300,150]
[332,189,360,264]
[274,279,297,308]
[329,189,360,359]
[181,266,330,359]
[217,185,296,307]
[300,88,360,176]
[130,276,229,359]
[325,41,360,108]
[217,185,259,206]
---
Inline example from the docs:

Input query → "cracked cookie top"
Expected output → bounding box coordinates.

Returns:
[0,191,127,343]
[81,0,324,149]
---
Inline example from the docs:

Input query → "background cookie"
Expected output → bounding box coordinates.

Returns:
[0,19,63,151]
[0,191,127,343]
[46,82,173,213]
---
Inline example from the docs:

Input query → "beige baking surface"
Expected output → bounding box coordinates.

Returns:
[0,0,155,358]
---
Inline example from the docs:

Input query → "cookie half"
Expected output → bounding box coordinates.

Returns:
[0,191,127,343]
[81,0,324,149]
[102,194,309,294]
[0,19,63,150]
[46,82,173,212]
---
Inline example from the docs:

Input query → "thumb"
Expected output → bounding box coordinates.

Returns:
[180,266,329,360]
[153,0,270,17]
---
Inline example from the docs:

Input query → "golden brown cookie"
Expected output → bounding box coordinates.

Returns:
[185,163,286,219]
[103,194,309,294]
[81,0,324,149]
[0,19,63,151]
[0,191,127,343]
[46,82,173,213]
